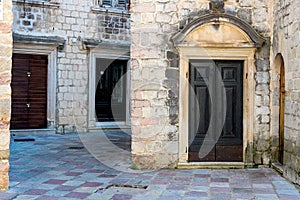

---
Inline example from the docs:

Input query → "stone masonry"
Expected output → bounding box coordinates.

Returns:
[12,0,130,133]
[0,0,12,190]
[6,0,300,189]
[131,0,273,169]
[273,0,300,185]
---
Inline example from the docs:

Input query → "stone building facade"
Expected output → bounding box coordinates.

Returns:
[272,0,300,185]
[131,0,300,186]
[1,0,299,191]
[11,0,130,134]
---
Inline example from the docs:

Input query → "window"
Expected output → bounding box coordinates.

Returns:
[93,0,129,10]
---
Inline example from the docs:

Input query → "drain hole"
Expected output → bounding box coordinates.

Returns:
[95,184,148,192]
[68,146,84,150]
[14,138,35,142]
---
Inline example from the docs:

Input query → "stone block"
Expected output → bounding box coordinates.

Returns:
[256,106,270,115]
[239,0,252,7]
[255,59,270,71]
[0,160,9,173]
[146,141,162,153]
[254,153,262,164]
[163,141,178,154]
[0,150,9,160]
[256,72,270,84]
[0,173,9,191]
[156,14,171,23]
[132,154,156,169]
[256,139,269,151]
[0,130,10,151]
[253,8,268,23]
[255,84,269,95]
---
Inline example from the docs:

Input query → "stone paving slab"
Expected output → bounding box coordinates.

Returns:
[0,132,299,199]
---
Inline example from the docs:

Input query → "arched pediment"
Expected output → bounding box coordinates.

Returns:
[173,14,265,48]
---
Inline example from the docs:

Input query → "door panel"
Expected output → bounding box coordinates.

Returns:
[188,60,243,162]
[11,54,48,129]
[95,59,127,122]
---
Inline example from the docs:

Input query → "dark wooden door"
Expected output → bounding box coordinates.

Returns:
[279,61,285,164]
[95,59,127,122]
[188,60,243,162]
[11,54,48,129]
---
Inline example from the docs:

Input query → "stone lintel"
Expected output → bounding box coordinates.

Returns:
[13,33,65,50]
[173,13,265,48]
[83,39,130,52]
[13,0,60,8]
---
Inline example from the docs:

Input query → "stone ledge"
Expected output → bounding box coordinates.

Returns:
[13,0,60,8]
[272,162,284,175]
[91,6,130,17]
[177,162,245,169]
[13,33,65,50]
[83,39,130,51]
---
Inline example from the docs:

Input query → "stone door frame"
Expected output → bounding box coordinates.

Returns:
[88,47,131,130]
[173,14,265,166]
[177,47,256,166]
[12,44,58,130]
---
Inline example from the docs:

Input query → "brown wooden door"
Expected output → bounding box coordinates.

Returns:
[11,53,48,129]
[188,60,243,162]
[279,61,285,164]
[95,59,127,122]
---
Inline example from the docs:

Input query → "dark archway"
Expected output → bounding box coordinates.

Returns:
[274,54,285,164]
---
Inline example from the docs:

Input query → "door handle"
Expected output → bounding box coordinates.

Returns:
[27,72,31,77]
[26,103,30,108]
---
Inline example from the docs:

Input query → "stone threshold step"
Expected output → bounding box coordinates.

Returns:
[177,162,245,169]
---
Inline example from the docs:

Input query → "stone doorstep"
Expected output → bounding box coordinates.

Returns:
[272,162,284,175]
[10,129,56,136]
[177,162,245,169]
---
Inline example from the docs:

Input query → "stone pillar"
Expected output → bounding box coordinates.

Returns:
[130,0,179,169]
[0,0,12,191]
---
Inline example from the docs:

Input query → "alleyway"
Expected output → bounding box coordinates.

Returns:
[0,131,299,200]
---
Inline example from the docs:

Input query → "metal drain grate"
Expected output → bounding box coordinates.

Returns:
[95,184,148,192]
[14,138,35,142]
[68,146,84,150]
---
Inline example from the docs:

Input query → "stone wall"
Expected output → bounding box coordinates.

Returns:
[273,0,300,186]
[131,0,273,169]
[12,0,130,133]
[0,0,13,190]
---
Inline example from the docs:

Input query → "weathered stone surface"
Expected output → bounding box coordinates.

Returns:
[0,150,10,160]
[0,174,9,191]
[0,0,12,190]
[272,0,300,186]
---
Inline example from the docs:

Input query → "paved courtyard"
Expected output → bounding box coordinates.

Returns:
[0,131,299,200]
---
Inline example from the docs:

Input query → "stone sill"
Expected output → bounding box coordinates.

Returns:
[272,162,284,175]
[10,128,56,135]
[177,162,245,169]
[91,6,130,17]
[13,0,60,8]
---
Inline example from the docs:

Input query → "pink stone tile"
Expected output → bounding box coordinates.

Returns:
[80,182,103,187]
[54,185,77,191]
[98,174,117,178]
[65,192,90,199]
[44,179,67,185]
[24,189,48,195]
[111,194,132,200]
[65,172,83,176]
[86,169,105,173]
[195,174,211,178]
[35,195,59,200]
